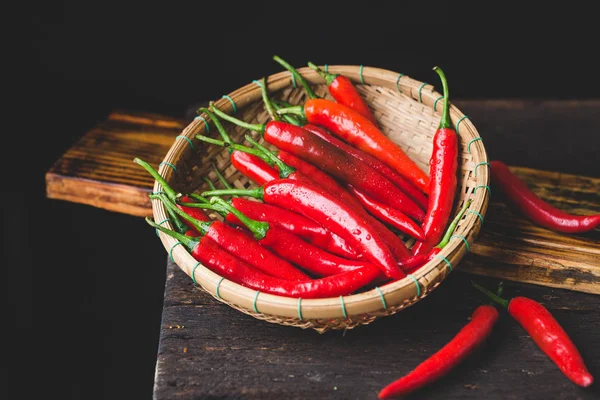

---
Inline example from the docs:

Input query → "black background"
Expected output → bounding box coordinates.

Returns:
[5,2,600,399]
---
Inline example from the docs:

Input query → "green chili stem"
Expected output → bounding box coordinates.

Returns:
[433,66,452,130]
[307,61,337,86]
[197,107,233,149]
[204,177,217,191]
[208,102,265,133]
[195,134,272,164]
[187,193,210,204]
[146,217,198,251]
[210,197,269,240]
[276,105,305,118]
[435,199,472,249]
[201,187,264,199]
[273,55,318,99]
[259,77,279,122]
[159,196,190,234]
[153,193,211,235]
[212,164,232,189]
[272,100,303,126]
[244,135,295,178]
[134,157,178,201]
[471,281,510,309]
[177,201,228,218]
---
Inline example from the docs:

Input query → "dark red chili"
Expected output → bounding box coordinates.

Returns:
[154,193,309,281]
[412,67,459,256]
[212,197,382,278]
[149,218,380,299]
[490,160,600,233]
[348,185,425,240]
[378,305,499,399]
[202,179,406,279]
[473,282,594,387]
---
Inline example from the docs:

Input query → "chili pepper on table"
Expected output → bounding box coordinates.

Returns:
[490,160,600,233]
[472,282,594,387]
[148,218,380,299]
[378,304,499,399]
[411,67,459,256]
[208,197,382,277]
[152,192,309,281]
[202,179,406,279]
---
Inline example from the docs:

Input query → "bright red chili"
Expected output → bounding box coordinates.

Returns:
[155,193,309,281]
[302,123,428,210]
[212,197,382,278]
[202,179,406,279]
[473,282,594,387]
[490,160,600,233]
[348,185,425,240]
[378,304,499,399]
[412,67,459,256]
[149,218,380,299]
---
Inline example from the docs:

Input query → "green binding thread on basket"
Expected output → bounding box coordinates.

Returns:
[194,115,210,133]
[253,291,260,313]
[474,162,491,177]
[324,64,328,73]
[408,274,420,297]
[359,65,365,84]
[155,218,172,237]
[159,162,177,172]
[169,241,183,262]
[418,82,428,103]
[152,191,165,196]
[340,296,348,318]
[215,277,225,299]
[467,137,482,154]
[434,254,453,272]
[396,73,404,92]
[290,72,297,88]
[451,235,470,252]
[475,185,491,195]
[222,95,237,113]
[433,95,444,111]
[455,115,470,132]
[191,262,202,284]
[175,136,194,149]
[468,209,484,225]
[375,287,387,309]
[297,298,303,320]
[252,79,262,88]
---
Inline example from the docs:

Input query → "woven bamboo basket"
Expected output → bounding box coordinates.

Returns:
[152,65,490,333]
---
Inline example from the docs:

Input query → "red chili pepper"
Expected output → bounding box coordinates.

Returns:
[231,151,280,185]
[412,67,459,256]
[202,179,406,279]
[490,160,600,233]
[212,197,382,278]
[302,123,428,210]
[348,185,425,240]
[473,282,594,387]
[153,192,309,281]
[378,304,499,399]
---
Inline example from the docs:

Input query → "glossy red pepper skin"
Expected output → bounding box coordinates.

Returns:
[227,197,358,260]
[264,121,425,222]
[192,235,379,299]
[231,151,280,185]
[490,160,600,233]
[348,185,426,241]
[303,123,428,210]
[261,179,405,279]
[302,99,430,194]
[328,75,378,125]
[178,195,210,233]
[508,297,593,387]
[378,305,499,399]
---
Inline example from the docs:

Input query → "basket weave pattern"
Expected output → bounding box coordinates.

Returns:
[153,66,489,333]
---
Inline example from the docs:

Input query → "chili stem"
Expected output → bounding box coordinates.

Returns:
[134,157,178,201]
[204,177,217,191]
[146,217,197,251]
[307,61,336,86]
[435,199,472,249]
[202,187,264,199]
[212,164,232,189]
[197,107,233,148]
[208,102,265,133]
[275,105,305,118]
[273,55,318,99]
[259,77,279,122]
[187,193,210,204]
[433,66,452,130]
[210,197,270,240]
[244,134,294,178]
[153,193,210,235]
[159,196,190,234]
[195,134,273,164]
[471,281,510,308]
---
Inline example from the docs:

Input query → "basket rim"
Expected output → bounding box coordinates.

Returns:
[152,64,490,323]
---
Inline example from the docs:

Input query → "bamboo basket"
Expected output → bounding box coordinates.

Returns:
[152,65,490,333]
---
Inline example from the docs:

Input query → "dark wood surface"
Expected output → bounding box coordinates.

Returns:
[154,260,600,400]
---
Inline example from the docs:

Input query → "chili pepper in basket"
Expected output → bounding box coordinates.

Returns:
[148,218,380,299]
[472,281,594,387]
[208,197,382,277]
[202,179,406,279]
[152,192,309,281]
[411,67,459,256]
[490,160,600,233]
[378,304,499,398]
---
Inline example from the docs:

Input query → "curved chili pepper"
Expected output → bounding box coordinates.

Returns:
[153,193,308,281]
[378,305,499,399]
[348,185,425,240]
[302,123,428,210]
[202,179,406,279]
[212,197,381,277]
[473,282,594,387]
[490,160,600,233]
[277,99,430,194]
[230,150,280,185]
[412,67,459,256]
[149,218,380,299]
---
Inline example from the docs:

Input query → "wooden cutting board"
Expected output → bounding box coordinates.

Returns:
[45,101,600,294]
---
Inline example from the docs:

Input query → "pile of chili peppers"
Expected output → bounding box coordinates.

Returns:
[136,57,597,396]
